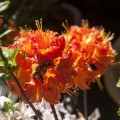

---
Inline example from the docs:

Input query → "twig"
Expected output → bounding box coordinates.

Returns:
[84,90,88,120]
[50,104,59,120]
[0,47,43,120]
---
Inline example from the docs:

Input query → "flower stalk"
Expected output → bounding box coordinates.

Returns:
[50,104,59,120]
[84,90,88,120]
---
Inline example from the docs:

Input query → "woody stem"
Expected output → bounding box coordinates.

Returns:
[50,104,59,120]
[0,48,43,120]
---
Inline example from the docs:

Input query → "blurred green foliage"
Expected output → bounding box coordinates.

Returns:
[0,0,10,13]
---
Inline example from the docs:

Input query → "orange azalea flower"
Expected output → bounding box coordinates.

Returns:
[12,28,65,63]
[7,22,66,103]
[63,20,116,89]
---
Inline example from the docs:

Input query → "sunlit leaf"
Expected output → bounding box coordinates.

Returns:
[0,0,10,12]
[0,47,17,79]
[0,30,12,39]
[1,47,18,67]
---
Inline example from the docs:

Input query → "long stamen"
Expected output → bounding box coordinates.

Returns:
[35,19,42,30]
[65,20,69,30]
[62,20,69,32]
[81,19,89,28]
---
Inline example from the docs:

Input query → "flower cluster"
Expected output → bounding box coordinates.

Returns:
[7,20,116,104]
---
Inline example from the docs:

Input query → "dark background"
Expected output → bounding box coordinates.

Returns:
[4,0,120,40]
[67,0,120,40]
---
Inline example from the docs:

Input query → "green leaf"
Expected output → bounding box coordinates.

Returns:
[0,29,12,39]
[116,78,120,87]
[1,47,18,67]
[0,0,10,12]
[0,47,18,80]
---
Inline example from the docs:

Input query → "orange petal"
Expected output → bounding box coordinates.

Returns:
[42,86,61,105]
[72,74,89,90]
